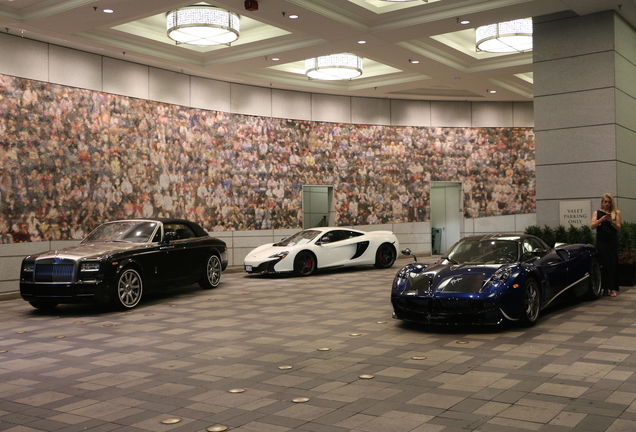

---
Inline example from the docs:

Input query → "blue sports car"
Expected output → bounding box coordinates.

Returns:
[391,234,602,326]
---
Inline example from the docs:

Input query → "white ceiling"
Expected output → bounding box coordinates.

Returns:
[0,0,633,102]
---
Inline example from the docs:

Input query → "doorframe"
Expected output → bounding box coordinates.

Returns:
[302,185,335,229]
[430,182,463,254]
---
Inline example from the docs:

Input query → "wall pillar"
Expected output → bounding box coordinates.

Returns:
[534,10,636,226]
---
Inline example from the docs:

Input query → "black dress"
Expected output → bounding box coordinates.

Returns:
[596,210,619,291]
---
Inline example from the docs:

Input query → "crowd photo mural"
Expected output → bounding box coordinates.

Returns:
[0,73,535,242]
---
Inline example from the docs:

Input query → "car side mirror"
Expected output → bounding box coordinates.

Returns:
[401,248,417,262]
[164,231,178,243]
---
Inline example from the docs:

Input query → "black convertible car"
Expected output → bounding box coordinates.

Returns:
[20,218,228,310]
[392,234,602,326]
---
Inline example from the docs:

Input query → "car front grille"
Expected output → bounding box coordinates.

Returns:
[34,259,76,283]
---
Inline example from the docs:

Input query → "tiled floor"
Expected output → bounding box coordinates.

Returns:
[1,259,635,432]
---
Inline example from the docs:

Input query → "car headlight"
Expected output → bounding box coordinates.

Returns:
[486,267,512,289]
[268,251,289,260]
[80,262,100,272]
[393,264,427,294]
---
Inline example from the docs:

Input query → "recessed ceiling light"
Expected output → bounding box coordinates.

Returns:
[488,89,497,94]
[103,9,114,13]
[358,40,366,44]
[272,57,280,61]
[460,20,470,25]
[409,59,419,64]
[288,14,298,19]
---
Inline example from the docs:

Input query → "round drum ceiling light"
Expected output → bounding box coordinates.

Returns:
[475,18,532,53]
[305,54,363,80]
[167,5,240,46]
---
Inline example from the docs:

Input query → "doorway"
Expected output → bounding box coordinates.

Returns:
[302,185,334,229]
[430,182,462,254]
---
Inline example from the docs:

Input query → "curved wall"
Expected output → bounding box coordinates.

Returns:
[0,33,536,293]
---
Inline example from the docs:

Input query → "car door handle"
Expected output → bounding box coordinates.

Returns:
[160,245,176,250]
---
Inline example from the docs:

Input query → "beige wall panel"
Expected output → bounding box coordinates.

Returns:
[535,199,563,228]
[351,97,391,126]
[311,94,351,124]
[513,102,534,127]
[231,84,272,117]
[534,88,615,131]
[49,45,102,91]
[148,68,190,106]
[390,100,431,127]
[514,213,537,232]
[616,54,636,100]
[617,126,636,165]
[471,102,513,127]
[0,256,23,281]
[617,161,636,223]
[272,89,311,120]
[616,14,636,66]
[473,215,516,234]
[463,217,474,237]
[190,76,231,112]
[535,125,616,165]
[616,89,636,133]
[616,198,636,224]
[103,58,149,100]
[618,162,636,200]
[0,241,49,258]
[0,34,49,82]
[0,280,19,294]
[430,101,471,127]
[536,161,616,201]
[534,11,614,63]
[533,52,615,97]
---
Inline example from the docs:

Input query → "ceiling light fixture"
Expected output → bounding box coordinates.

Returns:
[305,54,363,80]
[166,5,240,46]
[476,18,532,53]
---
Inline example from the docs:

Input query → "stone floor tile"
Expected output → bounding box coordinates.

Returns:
[0,265,635,431]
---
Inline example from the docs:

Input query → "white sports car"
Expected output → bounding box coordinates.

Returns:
[244,227,400,276]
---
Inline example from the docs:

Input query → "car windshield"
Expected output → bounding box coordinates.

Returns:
[81,221,159,244]
[274,229,321,247]
[444,239,519,264]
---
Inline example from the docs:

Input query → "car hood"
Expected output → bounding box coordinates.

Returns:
[398,262,508,294]
[245,243,289,261]
[29,242,144,261]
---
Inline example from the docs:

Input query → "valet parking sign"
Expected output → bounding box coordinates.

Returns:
[559,200,591,226]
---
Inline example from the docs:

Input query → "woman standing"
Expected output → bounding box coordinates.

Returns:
[591,193,622,296]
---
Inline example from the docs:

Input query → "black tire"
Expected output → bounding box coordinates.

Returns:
[374,243,397,269]
[114,267,143,309]
[294,251,316,276]
[519,278,540,327]
[585,258,602,300]
[199,254,222,289]
[29,301,58,311]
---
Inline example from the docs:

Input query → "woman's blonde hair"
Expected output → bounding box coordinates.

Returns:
[602,193,617,219]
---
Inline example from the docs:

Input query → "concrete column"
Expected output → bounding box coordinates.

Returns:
[534,10,636,226]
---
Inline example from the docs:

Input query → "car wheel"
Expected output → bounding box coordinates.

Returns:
[374,243,397,269]
[519,278,540,327]
[199,254,222,289]
[585,258,602,300]
[294,251,316,276]
[28,301,58,311]
[114,267,143,309]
